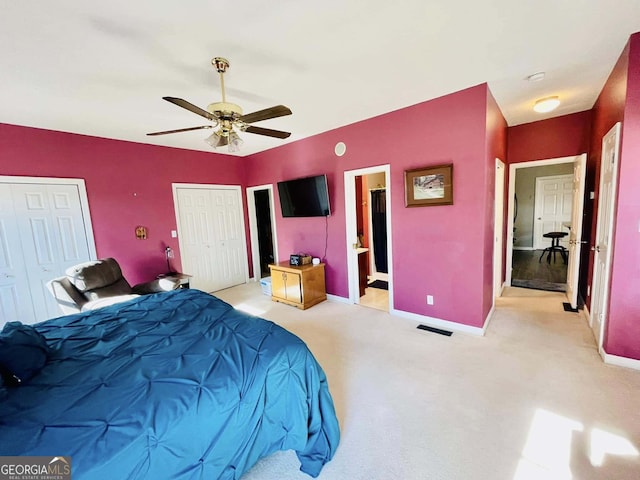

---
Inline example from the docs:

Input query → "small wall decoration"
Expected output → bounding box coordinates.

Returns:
[404,163,453,207]
[135,226,148,240]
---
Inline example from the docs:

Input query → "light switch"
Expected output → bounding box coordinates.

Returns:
[171,230,177,238]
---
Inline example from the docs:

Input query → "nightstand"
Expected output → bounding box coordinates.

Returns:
[269,261,326,309]
[158,272,192,289]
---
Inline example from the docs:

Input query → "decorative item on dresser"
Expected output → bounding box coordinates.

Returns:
[269,261,326,310]
[290,253,312,266]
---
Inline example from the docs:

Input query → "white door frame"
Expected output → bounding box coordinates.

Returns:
[505,155,584,287]
[493,158,505,301]
[172,183,250,285]
[246,184,279,281]
[0,175,97,259]
[344,165,393,308]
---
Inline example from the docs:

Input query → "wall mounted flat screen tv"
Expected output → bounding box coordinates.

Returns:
[277,174,331,217]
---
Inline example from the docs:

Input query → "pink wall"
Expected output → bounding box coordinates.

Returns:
[247,85,498,328]
[605,33,640,359]
[587,44,629,342]
[508,111,593,164]
[3,83,508,331]
[484,89,508,317]
[0,123,247,285]
[587,39,629,355]
[506,111,593,300]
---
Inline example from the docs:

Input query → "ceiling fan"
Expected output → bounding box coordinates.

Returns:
[147,57,292,152]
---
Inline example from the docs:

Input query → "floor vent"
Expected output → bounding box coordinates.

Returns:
[562,302,579,313]
[417,324,453,336]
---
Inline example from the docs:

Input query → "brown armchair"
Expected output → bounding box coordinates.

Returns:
[47,258,180,315]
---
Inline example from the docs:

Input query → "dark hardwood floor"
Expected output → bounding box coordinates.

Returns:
[511,249,567,291]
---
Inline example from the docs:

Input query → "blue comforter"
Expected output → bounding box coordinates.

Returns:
[0,289,340,479]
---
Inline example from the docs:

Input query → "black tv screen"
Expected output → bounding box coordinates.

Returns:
[277,174,331,217]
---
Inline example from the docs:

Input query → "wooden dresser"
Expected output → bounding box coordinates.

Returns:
[269,261,326,310]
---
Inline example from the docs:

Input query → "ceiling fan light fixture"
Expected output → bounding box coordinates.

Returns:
[228,131,244,153]
[204,130,223,148]
[150,57,292,149]
[533,96,560,113]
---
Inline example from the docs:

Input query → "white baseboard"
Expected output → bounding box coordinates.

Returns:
[602,350,640,371]
[326,294,351,304]
[573,305,639,371]
[390,307,485,336]
[481,305,495,335]
[326,295,489,336]
[513,246,535,251]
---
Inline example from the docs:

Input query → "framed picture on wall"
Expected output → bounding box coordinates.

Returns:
[404,163,453,207]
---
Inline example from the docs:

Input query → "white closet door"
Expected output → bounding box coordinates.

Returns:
[175,186,248,293]
[11,183,92,323]
[210,189,247,290]
[176,188,218,292]
[0,185,36,325]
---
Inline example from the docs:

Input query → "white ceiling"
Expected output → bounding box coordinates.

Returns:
[2,1,639,157]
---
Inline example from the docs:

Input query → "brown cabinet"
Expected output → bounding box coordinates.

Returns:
[269,261,326,310]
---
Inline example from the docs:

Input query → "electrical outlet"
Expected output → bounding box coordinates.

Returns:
[427,295,434,305]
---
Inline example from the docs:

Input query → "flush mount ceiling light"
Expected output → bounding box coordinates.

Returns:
[533,96,560,113]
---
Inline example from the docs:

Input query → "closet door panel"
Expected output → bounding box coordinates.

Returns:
[0,185,36,326]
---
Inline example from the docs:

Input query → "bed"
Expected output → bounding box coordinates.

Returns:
[0,289,340,479]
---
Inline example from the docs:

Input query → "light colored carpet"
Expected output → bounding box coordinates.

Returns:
[214,284,640,480]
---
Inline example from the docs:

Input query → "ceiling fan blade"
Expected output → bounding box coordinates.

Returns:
[244,125,291,139]
[147,125,213,136]
[239,105,292,124]
[163,97,216,121]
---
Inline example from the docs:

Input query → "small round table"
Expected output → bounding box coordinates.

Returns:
[539,232,568,264]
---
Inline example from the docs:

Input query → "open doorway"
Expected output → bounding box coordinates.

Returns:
[344,165,393,312]
[505,155,586,307]
[246,185,279,280]
[512,167,573,292]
